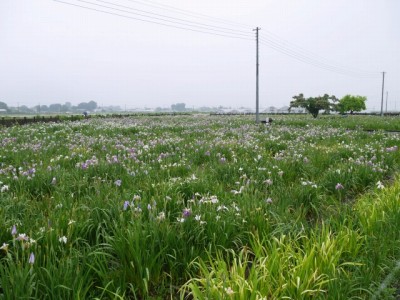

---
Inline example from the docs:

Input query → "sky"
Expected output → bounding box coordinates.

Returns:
[1,0,399,111]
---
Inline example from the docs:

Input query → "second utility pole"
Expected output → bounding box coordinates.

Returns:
[380,71,386,117]
[254,27,260,123]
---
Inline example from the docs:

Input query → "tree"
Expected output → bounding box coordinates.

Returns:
[60,104,69,112]
[19,105,33,113]
[77,102,88,110]
[337,95,367,114]
[87,101,97,111]
[49,103,62,113]
[289,93,338,118]
[57,102,72,113]
[0,101,8,111]
[77,101,98,111]
[171,103,186,112]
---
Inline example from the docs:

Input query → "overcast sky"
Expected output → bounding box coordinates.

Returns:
[1,0,399,110]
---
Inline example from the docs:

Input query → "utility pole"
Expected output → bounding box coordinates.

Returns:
[380,71,385,117]
[253,27,260,123]
[385,91,388,113]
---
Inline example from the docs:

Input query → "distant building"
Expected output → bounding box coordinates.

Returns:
[289,107,306,113]
[277,106,289,113]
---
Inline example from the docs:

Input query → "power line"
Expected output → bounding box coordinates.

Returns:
[259,38,379,78]
[260,35,378,77]
[52,0,383,110]
[261,31,378,76]
[54,0,379,78]
[92,0,252,35]
[82,0,380,79]
[115,0,378,78]
[69,0,252,37]
[121,0,253,29]
[53,0,253,40]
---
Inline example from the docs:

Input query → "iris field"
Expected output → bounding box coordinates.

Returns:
[0,114,399,299]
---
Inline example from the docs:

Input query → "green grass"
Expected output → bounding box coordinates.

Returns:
[0,115,399,299]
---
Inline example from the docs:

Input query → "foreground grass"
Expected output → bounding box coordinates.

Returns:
[272,114,400,131]
[0,115,399,299]
[181,176,400,299]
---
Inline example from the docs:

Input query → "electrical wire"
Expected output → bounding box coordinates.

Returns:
[95,0,379,78]
[53,0,254,40]
[121,0,253,29]
[260,33,378,77]
[122,0,378,78]
[53,0,380,78]
[260,38,379,78]
[92,0,252,35]
[260,40,378,78]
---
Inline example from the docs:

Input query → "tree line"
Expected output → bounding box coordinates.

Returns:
[289,94,367,118]
[0,101,98,114]
[0,95,367,117]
